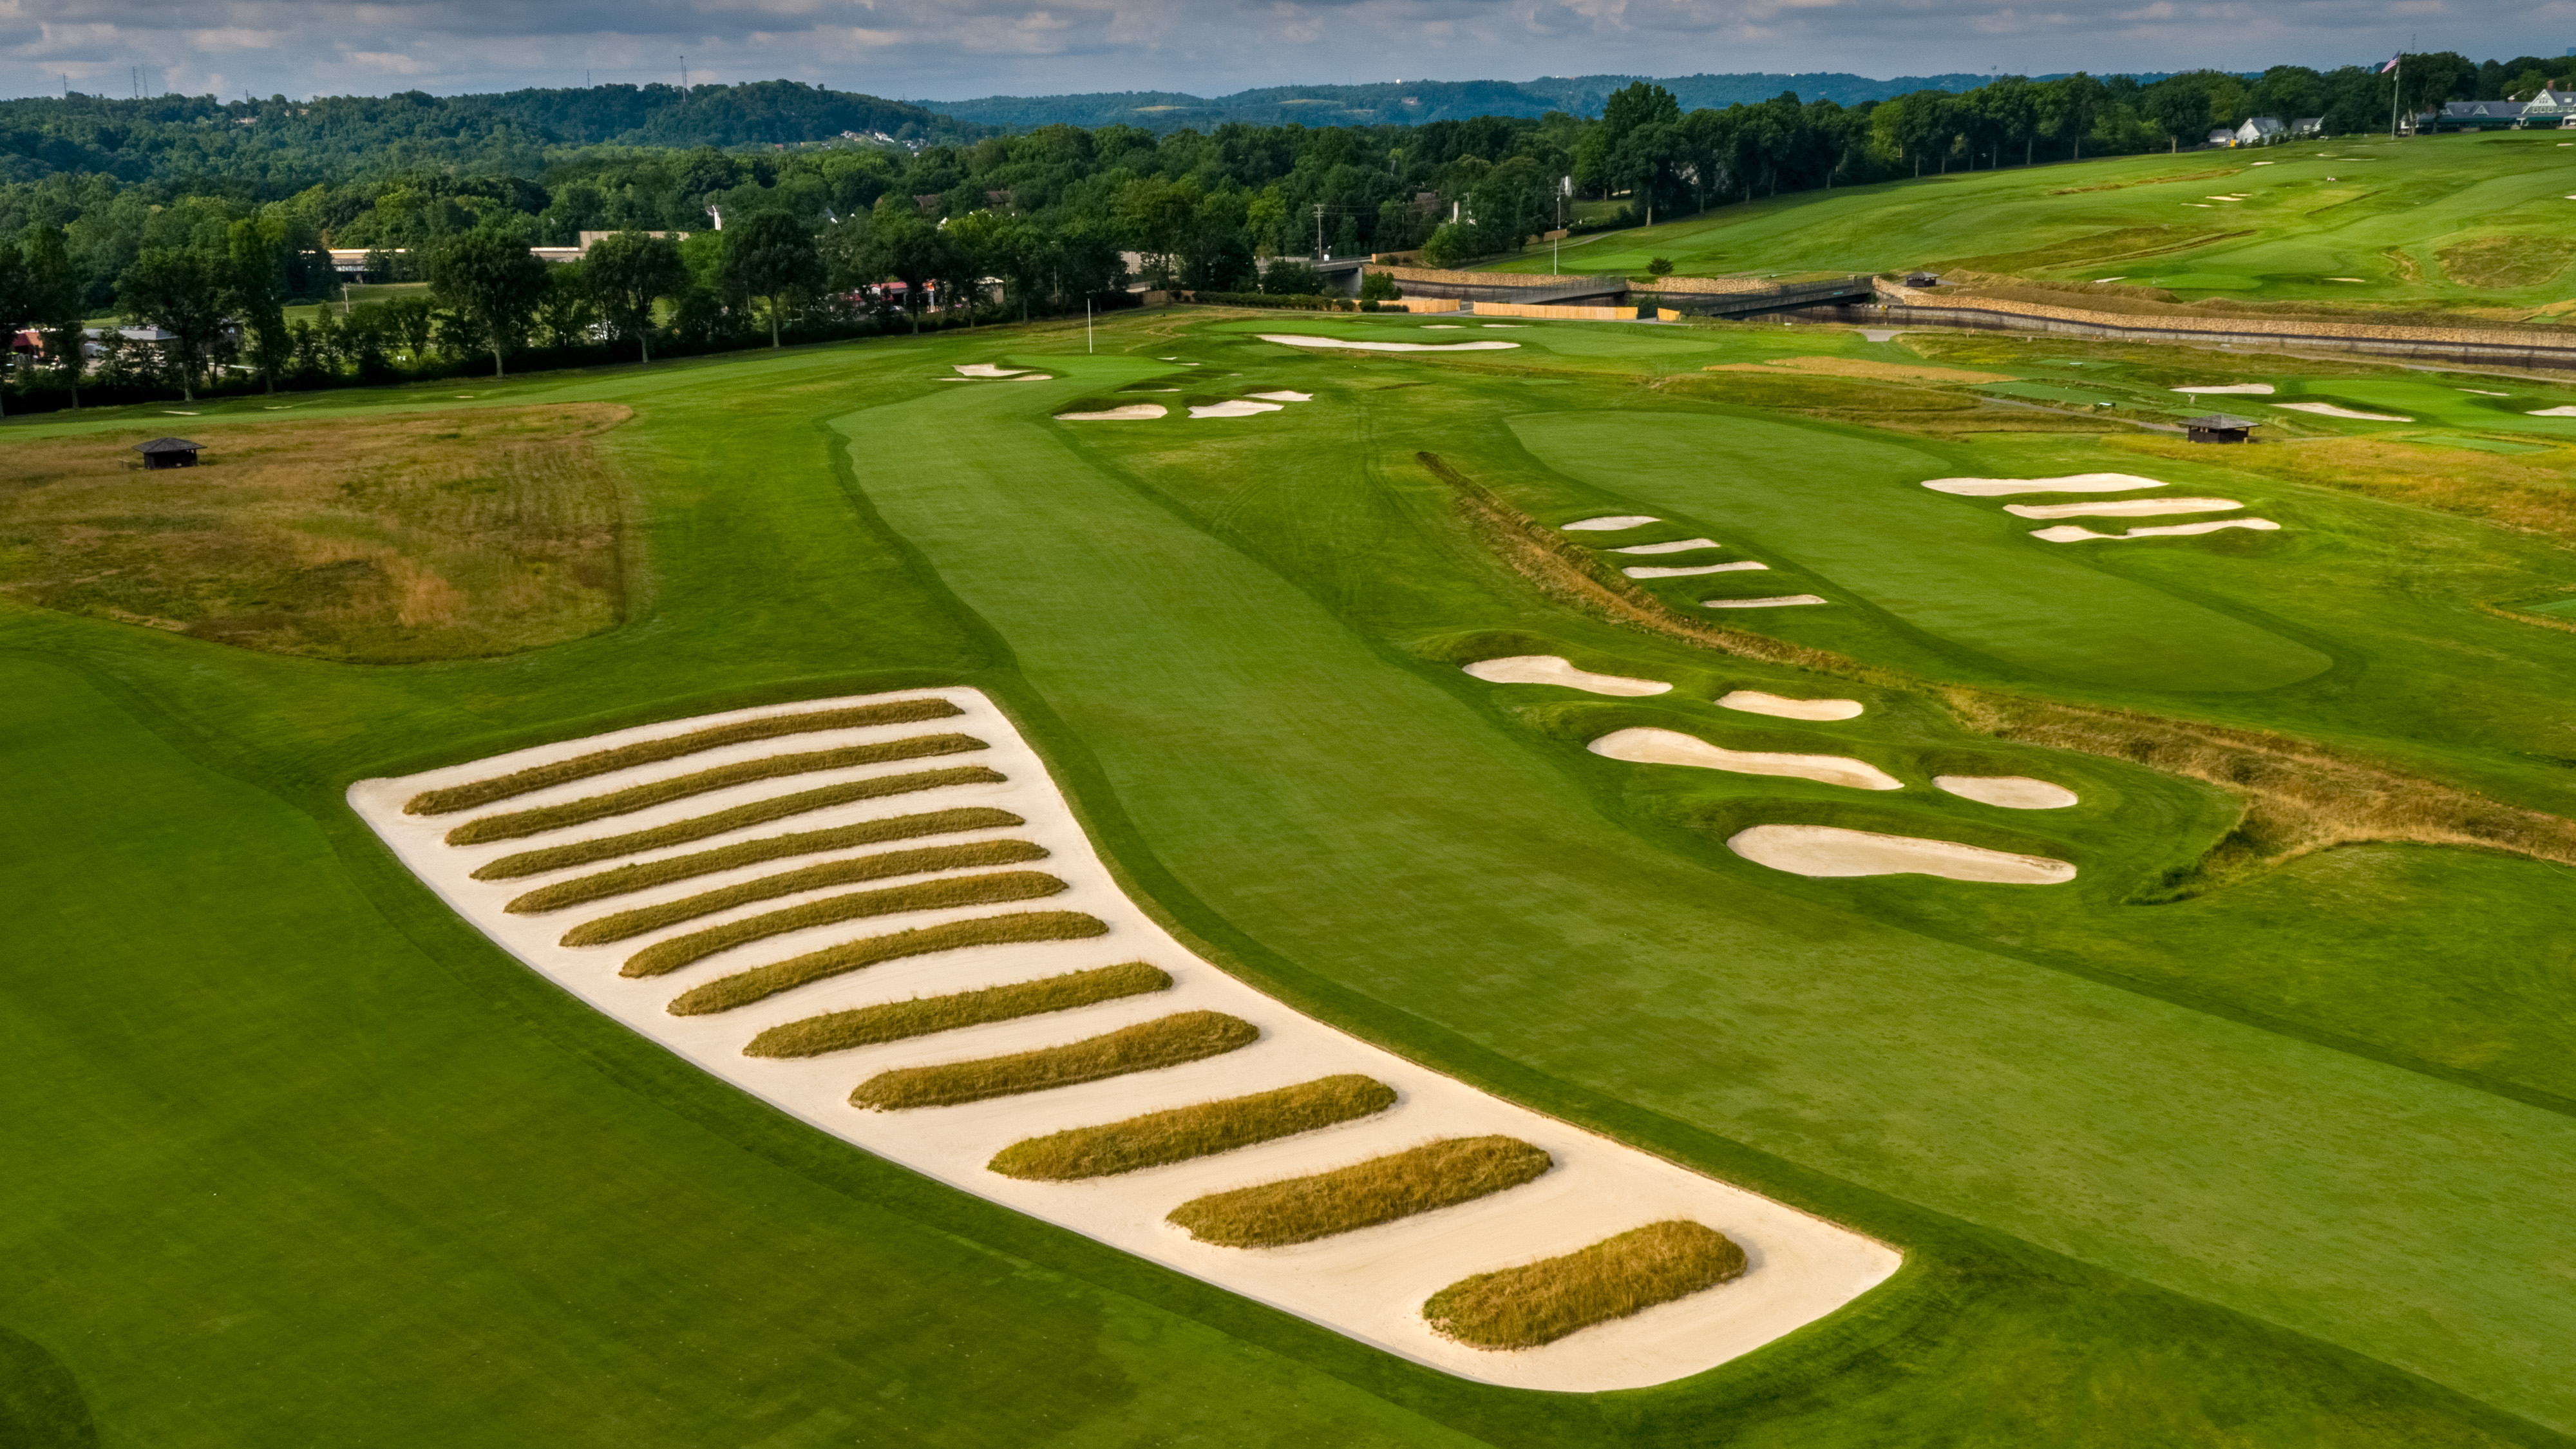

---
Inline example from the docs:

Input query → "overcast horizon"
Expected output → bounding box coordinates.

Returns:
[1,0,2567,107]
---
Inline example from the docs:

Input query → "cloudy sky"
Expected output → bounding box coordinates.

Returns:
[1,0,2566,103]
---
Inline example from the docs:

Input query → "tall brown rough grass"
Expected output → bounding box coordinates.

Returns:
[989,1074,1397,1181]
[406,699,961,815]
[746,962,1172,1057]
[665,910,1108,1015]
[559,840,1048,944]
[1421,1220,1747,1350]
[620,869,1067,976]
[501,806,1026,909]
[1425,451,2576,895]
[1166,1135,1554,1248]
[470,773,1009,880]
[442,734,985,845]
[848,1009,1259,1110]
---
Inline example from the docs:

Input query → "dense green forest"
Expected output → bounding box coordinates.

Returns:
[0,53,2566,410]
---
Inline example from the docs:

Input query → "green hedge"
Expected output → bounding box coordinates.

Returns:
[444,734,986,845]
[849,1009,1259,1110]
[1421,1220,1747,1349]
[500,806,1027,910]
[560,839,1048,945]
[988,1073,1396,1181]
[404,698,962,815]
[1167,1135,1552,1248]
[665,910,1108,1016]
[469,772,1009,880]
[744,961,1172,1057]
[621,869,1066,976]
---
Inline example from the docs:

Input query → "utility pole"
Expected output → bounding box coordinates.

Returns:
[681,56,690,93]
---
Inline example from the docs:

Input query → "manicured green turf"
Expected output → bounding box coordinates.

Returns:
[6,310,2573,1446]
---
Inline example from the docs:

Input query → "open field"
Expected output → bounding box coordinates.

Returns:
[4,303,2574,1443]
[1490,132,2576,317]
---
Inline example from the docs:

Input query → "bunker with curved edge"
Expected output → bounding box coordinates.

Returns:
[1718,691,1864,721]
[1922,473,2168,497]
[1933,775,2080,809]
[1464,656,1672,697]
[1588,726,1901,791]
[1728,825,2076,883]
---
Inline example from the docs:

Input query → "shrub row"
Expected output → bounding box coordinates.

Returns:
[444,734,986,845]
[849,1009,1259,1111]
[1166,1135,1553,1249]
[665,910,1108,1016]
[561,839,1049,945]
[405,699,963,816]
[1422,1220,1748,1350]
[500,805,1027,909]
[744,961,1172,1058]
[471,772,1009,880]
[621,869,1067,976]
[988,1073,1397,1182]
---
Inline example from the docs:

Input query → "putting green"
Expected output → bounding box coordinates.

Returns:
[1508,412,2333,692]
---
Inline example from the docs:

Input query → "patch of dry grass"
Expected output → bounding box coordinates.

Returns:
[2436,236,2576,290]
[1701,357,2015,385]
[558,838,1048,944]
[619,868,1067,976]
[1166,1135,1554,1249]
[746,961,1172,1058]
[1421,1220,1747,1350]
[665,910,1107,1015]
[848,1009,1258,1110]
[443,734,986,845]
[407,699,961,815]
[500,805,1025,910]
[0,405,628,661]
[987,1074,1397,1181]
[471,773,1009,880]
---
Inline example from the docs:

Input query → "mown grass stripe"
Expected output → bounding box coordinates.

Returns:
[406,698,963,815]
[620,869,1068,976]
[1167,1136,1553,1248]
[561,839,1050,945]
[1423,1220,1748,1349]
[988,1074,1396,1181]
[665,910,1108,1015]
[849,1009,1259,1110]
[745,961,1172,1057]
[443,734,986,846]
[502,806,1028,910]
[470,775,1010,881]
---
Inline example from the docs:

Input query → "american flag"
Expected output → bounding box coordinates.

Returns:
[2380,53,2403,73]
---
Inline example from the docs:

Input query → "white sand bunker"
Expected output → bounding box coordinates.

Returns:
[1564,515,1660,531]
[1247,390,1312,402]
[2171,383,2274,395]
[2005,497,2242,519]
[1463,656,1672,697]
[1625,562,1768,578]
[1190,400,1285,418]
[1718,691,1864,721]
[1921,473,2166,497]
[2032,518,2279,543]
[1704,595,1828,609]
[1589,727,1900,791]
[1728,825,2076,884]
[1933,775,2079,810]
[1612,537,1721,555]
[1258,334,1520,352]
[954,363,1034,377]
[2529,405,2576,417]
[2275,401,2409,421]
[1057,404,1169,421]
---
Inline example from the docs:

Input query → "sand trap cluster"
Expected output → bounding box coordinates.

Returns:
[1716,691,1864,721]
[351,692,1897,1390]
[2031,518,2279,543]
[2004,497,2242,520]
[1463,656,1672,697]
[1190,400,1284,418]
[1587,727,1900,791]
[1611,537,1722,555]
[2275,401,2409,421]
[1933,775,2079,810]
[1625,562,1768,578]
[1562,515,1660,531]
[2170,383,2274,395]
[1921,473,2166,497]
[1258,334,1520,352]
[1728,825,2075,884]
[1057,405,1169,422]
[1704,594,1828,609]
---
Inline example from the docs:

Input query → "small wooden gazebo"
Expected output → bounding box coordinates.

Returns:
[2182,413,2258,444]
[133,437,203,469]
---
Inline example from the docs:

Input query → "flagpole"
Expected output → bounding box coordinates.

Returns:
[2391,54,2402,138]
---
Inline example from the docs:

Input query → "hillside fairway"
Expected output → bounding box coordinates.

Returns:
[1491,132,2576,315]
[3,309,2574,1445]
